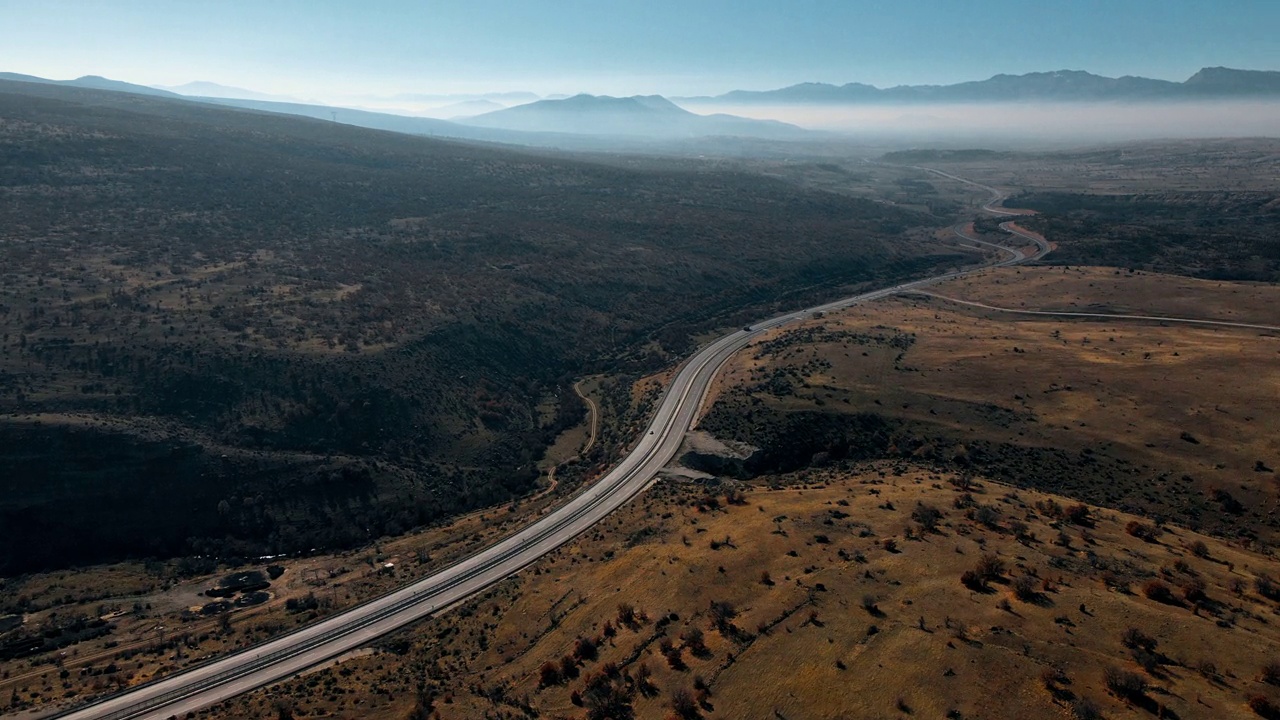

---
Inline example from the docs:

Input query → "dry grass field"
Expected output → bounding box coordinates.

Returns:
[7,236,1278,720]
[149,464,1280,720]
[28,266,1263,720]
[703,266,1280,544]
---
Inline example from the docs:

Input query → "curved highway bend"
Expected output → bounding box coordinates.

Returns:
[53,171,1037,720]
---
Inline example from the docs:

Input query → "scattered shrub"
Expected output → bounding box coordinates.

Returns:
[1211,488,1245,514]
[1125,521,1159,542]
[616,603,637,628]
[1121,627,1157,651]
[560,655,580,680]
[670,687,699,719]
[1248,695,1280,719]
[961,569,986,592]
[1071,697,1102,720]
[681,627,707,654]
[1040,666,1068,689]
[1064,504,1092,526]
[976,553,1006,581]
[1012,575,1039,602]
[972,505,1001,527]
[1141,580,1175,603]
[1104,666,1147,700]
[582,672,635,720]
[1257,574,1280,601]
[861,595,881,615]
[538,662,562,688]
[1182,578,1208,604]
[574,636,599,662]
[912,503,942,532]
[709,600,738,634]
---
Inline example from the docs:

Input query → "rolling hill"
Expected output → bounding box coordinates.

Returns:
[0,71,178,97]
[462,93,810,138]
[0,78,951,574]
[0,73,805,147]
[156,80,295,101]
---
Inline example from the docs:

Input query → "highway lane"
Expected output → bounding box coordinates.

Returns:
[52,168,1038,720]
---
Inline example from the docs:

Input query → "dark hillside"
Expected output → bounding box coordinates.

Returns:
[1015,191,1280,280]
[0,81,955,573]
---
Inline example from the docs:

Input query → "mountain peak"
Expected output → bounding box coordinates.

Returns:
[461,92,804,139]
[1184,66,1280,93]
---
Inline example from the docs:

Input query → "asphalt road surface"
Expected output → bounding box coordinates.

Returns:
[53,170,1040,720]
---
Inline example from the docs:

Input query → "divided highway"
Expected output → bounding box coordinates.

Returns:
[53,169,1039,720]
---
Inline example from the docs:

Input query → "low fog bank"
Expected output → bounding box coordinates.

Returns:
[677,100,1280,143]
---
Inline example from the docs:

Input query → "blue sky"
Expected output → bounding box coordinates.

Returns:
[1,0,1277,98]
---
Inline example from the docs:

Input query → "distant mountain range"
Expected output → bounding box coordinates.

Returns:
[0,72,805,146]
[461,94,807,138]
[438,99,507,118]
[384,91,542,105]
[0,72,179,98]
[3,67,1276,148]
[679,67,1280,105]
[155,81,294,102]
[0,73,798,142]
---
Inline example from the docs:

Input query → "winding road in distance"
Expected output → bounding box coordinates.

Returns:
[52,169,1040,720]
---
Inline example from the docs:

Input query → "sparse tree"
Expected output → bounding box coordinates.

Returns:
[961,569,986,591]
[1256,574,1280,601]
[1248,695,1279,718]
[976,553,1005,581]
[582,673,635,720]
[574,636,599,662]
[1104,667,1147,700]
[681,626,707,654]
[539,661,562,688]
[709,600,738,634]
[912,503,942,532]
[1064,504,1092,526]
[670,687,699,719]
[1121,627,1157,651]
[1141,580,1174,604]
[1071,697,1102,720]
[1012,575,1038,602]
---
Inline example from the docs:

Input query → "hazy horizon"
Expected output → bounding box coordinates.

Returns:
[3,0,1279,103]
[679,100,1280,143]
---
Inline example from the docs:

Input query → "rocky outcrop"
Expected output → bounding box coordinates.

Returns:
[677,430,762,478]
